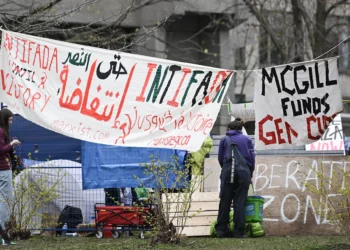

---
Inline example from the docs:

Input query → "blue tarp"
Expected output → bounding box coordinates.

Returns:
[81,141,188,189]
[11,115,81,162]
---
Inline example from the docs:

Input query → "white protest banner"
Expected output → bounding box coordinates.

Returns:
[229,102,255,122]
[0,30,233,152]
[305,114,345,153]
[254,58,343,150]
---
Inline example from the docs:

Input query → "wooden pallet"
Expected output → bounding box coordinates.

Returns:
[162,192,220,236]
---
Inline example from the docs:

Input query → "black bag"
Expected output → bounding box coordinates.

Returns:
[56,205,83,235]
[220,136,251,197]
[9,150,24,173]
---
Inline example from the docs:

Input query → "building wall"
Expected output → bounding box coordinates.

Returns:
[204,155,349,235]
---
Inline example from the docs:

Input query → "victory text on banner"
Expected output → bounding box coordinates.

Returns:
[0,30,233,152]
[254,58,343,150]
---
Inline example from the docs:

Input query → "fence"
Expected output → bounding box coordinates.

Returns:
[12,163,148,233]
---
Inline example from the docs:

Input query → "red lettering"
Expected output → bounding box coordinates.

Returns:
[285,121,298,144]
[204,71,227,104]
[1,70,6,90]
[42,45,50,69]
[259,115,298,146]
[41,95,51,112]
[136,63,157,102]
[27,41,35,64]
[33,44,41,68]
[274,118,286,144]
[259,115,276,145]
[29,92,41,110]
[167,68,191,107]
[306,116,320,140]
[20,39,28,63]
[115,64,136,119]
[322,142,329,150]
[49,48,59,73]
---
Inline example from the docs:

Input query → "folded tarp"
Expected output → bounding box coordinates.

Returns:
[82,141,188,189]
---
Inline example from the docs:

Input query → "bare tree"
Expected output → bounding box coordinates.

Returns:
[242,0,350,63]
[0,0,179,51]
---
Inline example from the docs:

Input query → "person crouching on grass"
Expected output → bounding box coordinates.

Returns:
[215,118,255,238]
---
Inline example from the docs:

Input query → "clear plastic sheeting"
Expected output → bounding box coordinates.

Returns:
[13,160,105,228]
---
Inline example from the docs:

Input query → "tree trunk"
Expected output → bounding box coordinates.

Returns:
[314,0,327,58]
[291,0,304,62]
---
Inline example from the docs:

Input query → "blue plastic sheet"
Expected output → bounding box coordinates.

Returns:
[81,141,188,189]
[11,115,81,161]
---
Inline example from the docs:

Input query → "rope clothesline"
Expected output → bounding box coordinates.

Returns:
[231,34,350,74]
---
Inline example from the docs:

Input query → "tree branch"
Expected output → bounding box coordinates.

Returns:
[325,0,348,18]
[242,0,288,62]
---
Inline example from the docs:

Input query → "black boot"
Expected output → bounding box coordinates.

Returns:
[233,231,248,238]
[217,230,233,238]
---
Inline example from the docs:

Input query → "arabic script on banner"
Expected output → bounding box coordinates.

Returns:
[0,30,233,151]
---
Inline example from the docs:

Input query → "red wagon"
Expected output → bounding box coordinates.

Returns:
[94,203,156,239]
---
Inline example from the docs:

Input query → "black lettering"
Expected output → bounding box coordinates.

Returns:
[147,65,168,103]
[294,65,308,94]
[312,97,321,115]
[315,63,323,88]
[281,97,289,116]
[321,93,330,114]
[308,67,314,89]
[280,65,295,96]
[261,67,280,96]
[325,60,337,86]
[159,65,181,104]
[302,97,312,114]
[291,99,302,116]
[191,71,211,107]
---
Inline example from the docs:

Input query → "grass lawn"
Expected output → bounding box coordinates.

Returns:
[4,235,350,250]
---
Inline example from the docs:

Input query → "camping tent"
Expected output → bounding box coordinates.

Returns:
[14,159,105,229]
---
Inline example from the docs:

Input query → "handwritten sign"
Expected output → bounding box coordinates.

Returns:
[254,58,343,150]
[0,30,233,152]
[305,114,345,152]
[229,102,255,122]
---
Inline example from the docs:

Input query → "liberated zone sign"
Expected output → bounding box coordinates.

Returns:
[0,30,233,151]
[254,59,343,150]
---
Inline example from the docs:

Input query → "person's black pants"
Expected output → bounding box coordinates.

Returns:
[215,170,250,235]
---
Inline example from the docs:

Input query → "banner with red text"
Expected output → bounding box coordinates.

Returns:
[305,114,345,153]
[254,58,343,150]
[0,30,233,152]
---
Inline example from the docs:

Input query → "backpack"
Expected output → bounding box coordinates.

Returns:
[56,205,83,235]
[220,136,251,184]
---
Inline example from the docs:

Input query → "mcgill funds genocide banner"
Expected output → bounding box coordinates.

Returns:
[0,30,233,152]
[254,58,343,150]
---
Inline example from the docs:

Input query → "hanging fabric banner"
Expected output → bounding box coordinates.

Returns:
[305,114,345,153]
[254,58,343,150]
[0,30,233,152]
[228,101,255,122]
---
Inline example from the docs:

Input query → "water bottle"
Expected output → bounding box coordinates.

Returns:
[62,223,68,237]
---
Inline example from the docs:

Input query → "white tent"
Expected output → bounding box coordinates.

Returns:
[14,159,105,229]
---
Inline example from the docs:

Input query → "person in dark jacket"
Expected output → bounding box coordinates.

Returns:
[215,118,255,238]
[0,109,21,230]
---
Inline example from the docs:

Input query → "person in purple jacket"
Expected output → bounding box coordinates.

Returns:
[0,109,21,233]
[215,118,255,238]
